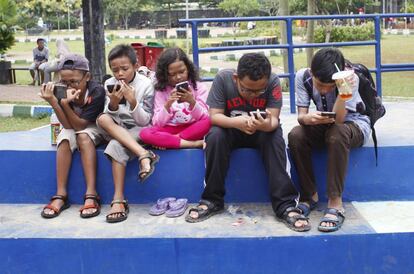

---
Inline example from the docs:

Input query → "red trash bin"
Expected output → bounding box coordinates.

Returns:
[144,42,165,70]
[131,42,146,66]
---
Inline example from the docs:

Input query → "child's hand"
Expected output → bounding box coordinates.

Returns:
[107,85,124,106]
[66,88,81,103]
[234,115,256,135]
[305,112,335,125]
[119,80,136,105]
[249,109,271,131]
[39,83,55,103]
[164,90,181,111]
[177,85,196,105]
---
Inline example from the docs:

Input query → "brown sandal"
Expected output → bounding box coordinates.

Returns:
[41,195,70,219]
[79,194,101,218]
[106,199,129,223]
[138,150,159,183]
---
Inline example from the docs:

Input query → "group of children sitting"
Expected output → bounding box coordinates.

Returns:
[39,44,368,233]
[40,45,209,223]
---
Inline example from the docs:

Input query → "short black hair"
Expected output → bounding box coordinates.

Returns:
[108,44,137,66]
[155,47,199,91]
[37,38,45,43]
[311,48,345,83]
[237,53,271,81]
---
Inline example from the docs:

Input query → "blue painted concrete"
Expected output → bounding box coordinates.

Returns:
[1,233,413,274]
[0,145,413,204]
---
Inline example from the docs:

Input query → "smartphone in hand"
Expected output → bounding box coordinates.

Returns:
[249,110,268,119]
[321,111,336,118]
[53,85,67,100]
[107,84,126,104]
[175,81,189,103]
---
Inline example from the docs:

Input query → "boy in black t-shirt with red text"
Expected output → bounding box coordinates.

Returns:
[39,54,105,219]
[185,53,310,232]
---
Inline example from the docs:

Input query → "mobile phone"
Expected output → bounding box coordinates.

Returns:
[249,111,267,119]
[107,84,120,93]
[321,111,336,118]
[175,81,189,93]
[107,84,126,104]
[53,85,67,100]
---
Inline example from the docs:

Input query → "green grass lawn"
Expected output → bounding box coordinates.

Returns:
[7,34,414,96]
[0,116,49,132]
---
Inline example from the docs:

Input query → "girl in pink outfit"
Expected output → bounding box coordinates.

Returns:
[140,48,211,149]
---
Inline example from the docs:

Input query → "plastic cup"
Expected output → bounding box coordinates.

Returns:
[332,70,354,100]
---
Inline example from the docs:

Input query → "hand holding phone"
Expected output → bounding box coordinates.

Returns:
[175,81,190,103]
[320,111,336,119]
[249,110,268,119]
[53,85,68,100]
[107,84,126,104]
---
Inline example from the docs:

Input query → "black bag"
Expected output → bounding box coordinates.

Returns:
[302,62,386,165]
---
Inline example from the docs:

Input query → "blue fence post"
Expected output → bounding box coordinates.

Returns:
[191,21,200,69]
[374,16,382,97]
[286,18,296,114]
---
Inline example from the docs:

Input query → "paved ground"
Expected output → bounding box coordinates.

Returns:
[0,85,44,103]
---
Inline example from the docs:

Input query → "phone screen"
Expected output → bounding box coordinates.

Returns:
[53,85,67,100]
[250,111,267,119]
[176,81,189,92]
[107,84,120,93]
[321,112,336,118]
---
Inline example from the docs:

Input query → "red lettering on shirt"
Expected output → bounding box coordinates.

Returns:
[272,86,282,101]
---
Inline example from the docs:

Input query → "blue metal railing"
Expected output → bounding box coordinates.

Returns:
[180,13,414,113]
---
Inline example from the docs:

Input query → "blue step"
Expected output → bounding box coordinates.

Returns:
[0,202,413,274]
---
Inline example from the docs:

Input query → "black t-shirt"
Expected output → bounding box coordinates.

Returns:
[71,80,105,122]
[207,69,282,117]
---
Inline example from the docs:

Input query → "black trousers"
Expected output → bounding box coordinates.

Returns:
[201,126,299,218]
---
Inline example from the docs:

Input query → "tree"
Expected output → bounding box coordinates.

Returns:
[259,0,279,16]
[218,0,260,17]
[306,0,316,67]
[279,0,289,75]
[104,0,150,30]
[0,0,17,56]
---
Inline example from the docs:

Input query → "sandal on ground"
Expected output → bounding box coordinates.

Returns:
[106,199,129,223]
[318,208,345,233]
[185,199,224,223]
[166,198,188,218]
[297,199,318,217]
[79,194,101,219]
[149,197,176,216]
[279,206,311,232]
[41,195,70,219]
[138,150,160,183]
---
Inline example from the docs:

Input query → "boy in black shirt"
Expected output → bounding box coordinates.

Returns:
[39,54,105,219]
[185,53,310,232]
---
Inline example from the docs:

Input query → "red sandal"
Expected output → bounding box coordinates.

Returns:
[41,195,70,219]
[79,194,101,218]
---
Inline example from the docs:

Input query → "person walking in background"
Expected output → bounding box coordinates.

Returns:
[43,39,71,83]
[29,38,49,85]
[140,47,211,149]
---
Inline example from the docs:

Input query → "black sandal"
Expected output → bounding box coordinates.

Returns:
[318,208,345,232]
[185,199,224,223]
[279,206,311,232]
[106,199,129,223]
[41,195,70,219]
[138,150,159,183]
[79,194,101,218]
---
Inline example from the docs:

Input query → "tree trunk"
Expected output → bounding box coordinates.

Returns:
[82,0,106,83]
[168,3,172,28]
[279,0,289,75]
[306,0,316,67]
[325,18,332,43]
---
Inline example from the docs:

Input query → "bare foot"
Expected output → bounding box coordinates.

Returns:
[180,139,204,148]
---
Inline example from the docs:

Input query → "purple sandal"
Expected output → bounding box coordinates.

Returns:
[165,198,188,218]
[149,197,176,216]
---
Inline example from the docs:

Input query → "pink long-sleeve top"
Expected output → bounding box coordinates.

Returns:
[152,81,209,127]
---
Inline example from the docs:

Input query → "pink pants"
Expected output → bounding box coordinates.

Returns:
[140,117,211,149]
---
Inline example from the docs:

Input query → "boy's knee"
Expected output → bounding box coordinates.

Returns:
[205,126,227,145]
[97,114,112,127]
[76,133,93,147]
[288,126,306,147]
[325,125,348,146]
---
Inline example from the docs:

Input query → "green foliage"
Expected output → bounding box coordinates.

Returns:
[218,0,260,17]
[0,0,17,55]
[314,22,375,43]
[289,0,370,15]
[104,0,150,29]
